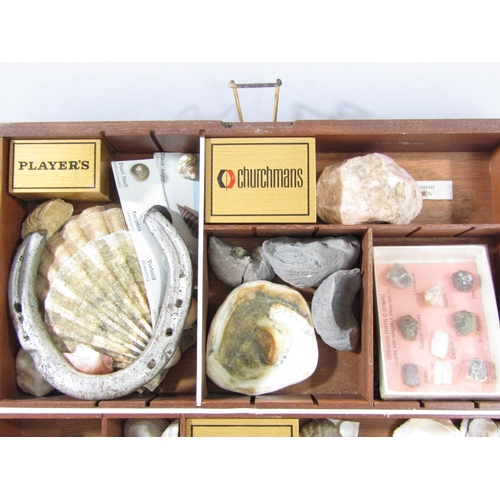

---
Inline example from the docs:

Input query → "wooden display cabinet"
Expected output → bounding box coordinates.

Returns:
[2,119,500,436]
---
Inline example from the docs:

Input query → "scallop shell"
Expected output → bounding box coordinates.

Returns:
[206,280,318,396]
[36,205,153,370]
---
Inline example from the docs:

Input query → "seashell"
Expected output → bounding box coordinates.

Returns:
[311,268,362,351]
[63,344,114,375]
[393,418,460,437]
[34,205,155,371]
[300,419,341,437]
[206,280,318,396]
[177,153,198,180]
[261,235,360,288]
[16,348,54,397]
[21,198,74,239]
[177,204,199,238]
[461,418,500,437]
[124,418,170,437]
[208,236,275,287]
[161,419,180,437]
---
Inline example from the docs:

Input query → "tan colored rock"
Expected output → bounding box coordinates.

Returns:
[21,198,74,238]
[316,153,422,225]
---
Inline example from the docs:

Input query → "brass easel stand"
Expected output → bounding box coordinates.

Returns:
[228,79,282,122]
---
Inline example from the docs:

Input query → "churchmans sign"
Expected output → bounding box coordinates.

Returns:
[205,137,316,223]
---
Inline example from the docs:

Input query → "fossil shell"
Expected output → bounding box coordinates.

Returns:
[16,348,54,397]
[311,268,362,351]
[393,418,460,437]
[177,204,199,239]
[208,236,275,287]
[300,419,341,437]
[124,418,170,437]
[63,344,114,375]
[461,418,500,437]
[261,235,360,288]
[21,198,74,239]
[177,153,198,180]
[206,280,318,396]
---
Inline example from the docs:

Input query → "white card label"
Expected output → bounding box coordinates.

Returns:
[417,181,453,200]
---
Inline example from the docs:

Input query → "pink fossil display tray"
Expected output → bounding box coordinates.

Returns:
[373,245,500,400]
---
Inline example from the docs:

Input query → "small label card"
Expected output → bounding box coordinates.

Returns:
[417,180,453,200]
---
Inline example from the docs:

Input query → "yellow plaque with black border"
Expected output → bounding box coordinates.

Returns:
[9,139,111,201]
[205,137,316,223]
[185,418,299,437]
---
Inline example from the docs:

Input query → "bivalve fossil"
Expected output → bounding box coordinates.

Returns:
[311,268,362,351]
[206,280,318,396]
[261,235,360,288]
[208,236,275,287]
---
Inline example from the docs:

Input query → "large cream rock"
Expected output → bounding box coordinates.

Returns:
[316,153,422,224]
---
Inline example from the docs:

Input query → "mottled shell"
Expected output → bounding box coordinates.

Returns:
[206,280,318,396]
[177,153,198,180]
[21,198,74,239]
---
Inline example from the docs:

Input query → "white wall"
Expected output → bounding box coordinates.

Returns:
[1,62,500,123]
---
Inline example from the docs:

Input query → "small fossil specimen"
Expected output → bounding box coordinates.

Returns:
[403,363,420,387]
[398,314,419,340]
[387,263,414,289]
[453,310,476,336]
[393,418,460,437]
[311,268,362,351]
[177,153,198,180]
[451,270,474,291]
[21,198,74,239]
[208,236,275,287]
[261,235,360,288]
[300,419,341,437]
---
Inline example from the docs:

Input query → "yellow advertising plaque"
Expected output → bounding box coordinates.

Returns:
[185,418,299,437]
[205,137,316,223]
[9,139,112,201]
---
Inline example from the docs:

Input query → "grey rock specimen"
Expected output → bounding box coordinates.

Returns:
[316,153,423,224]
[311,268,362,351]
[451,270,474,291]
[208,236,275,287]
[300,419,341,437]
[467,358,488,382]
[387,263,414,289]
[261,235,360,288]
[398,315,419,340]
[453,310,476,336]
[403,363,420,387]
[124,418,170,437]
